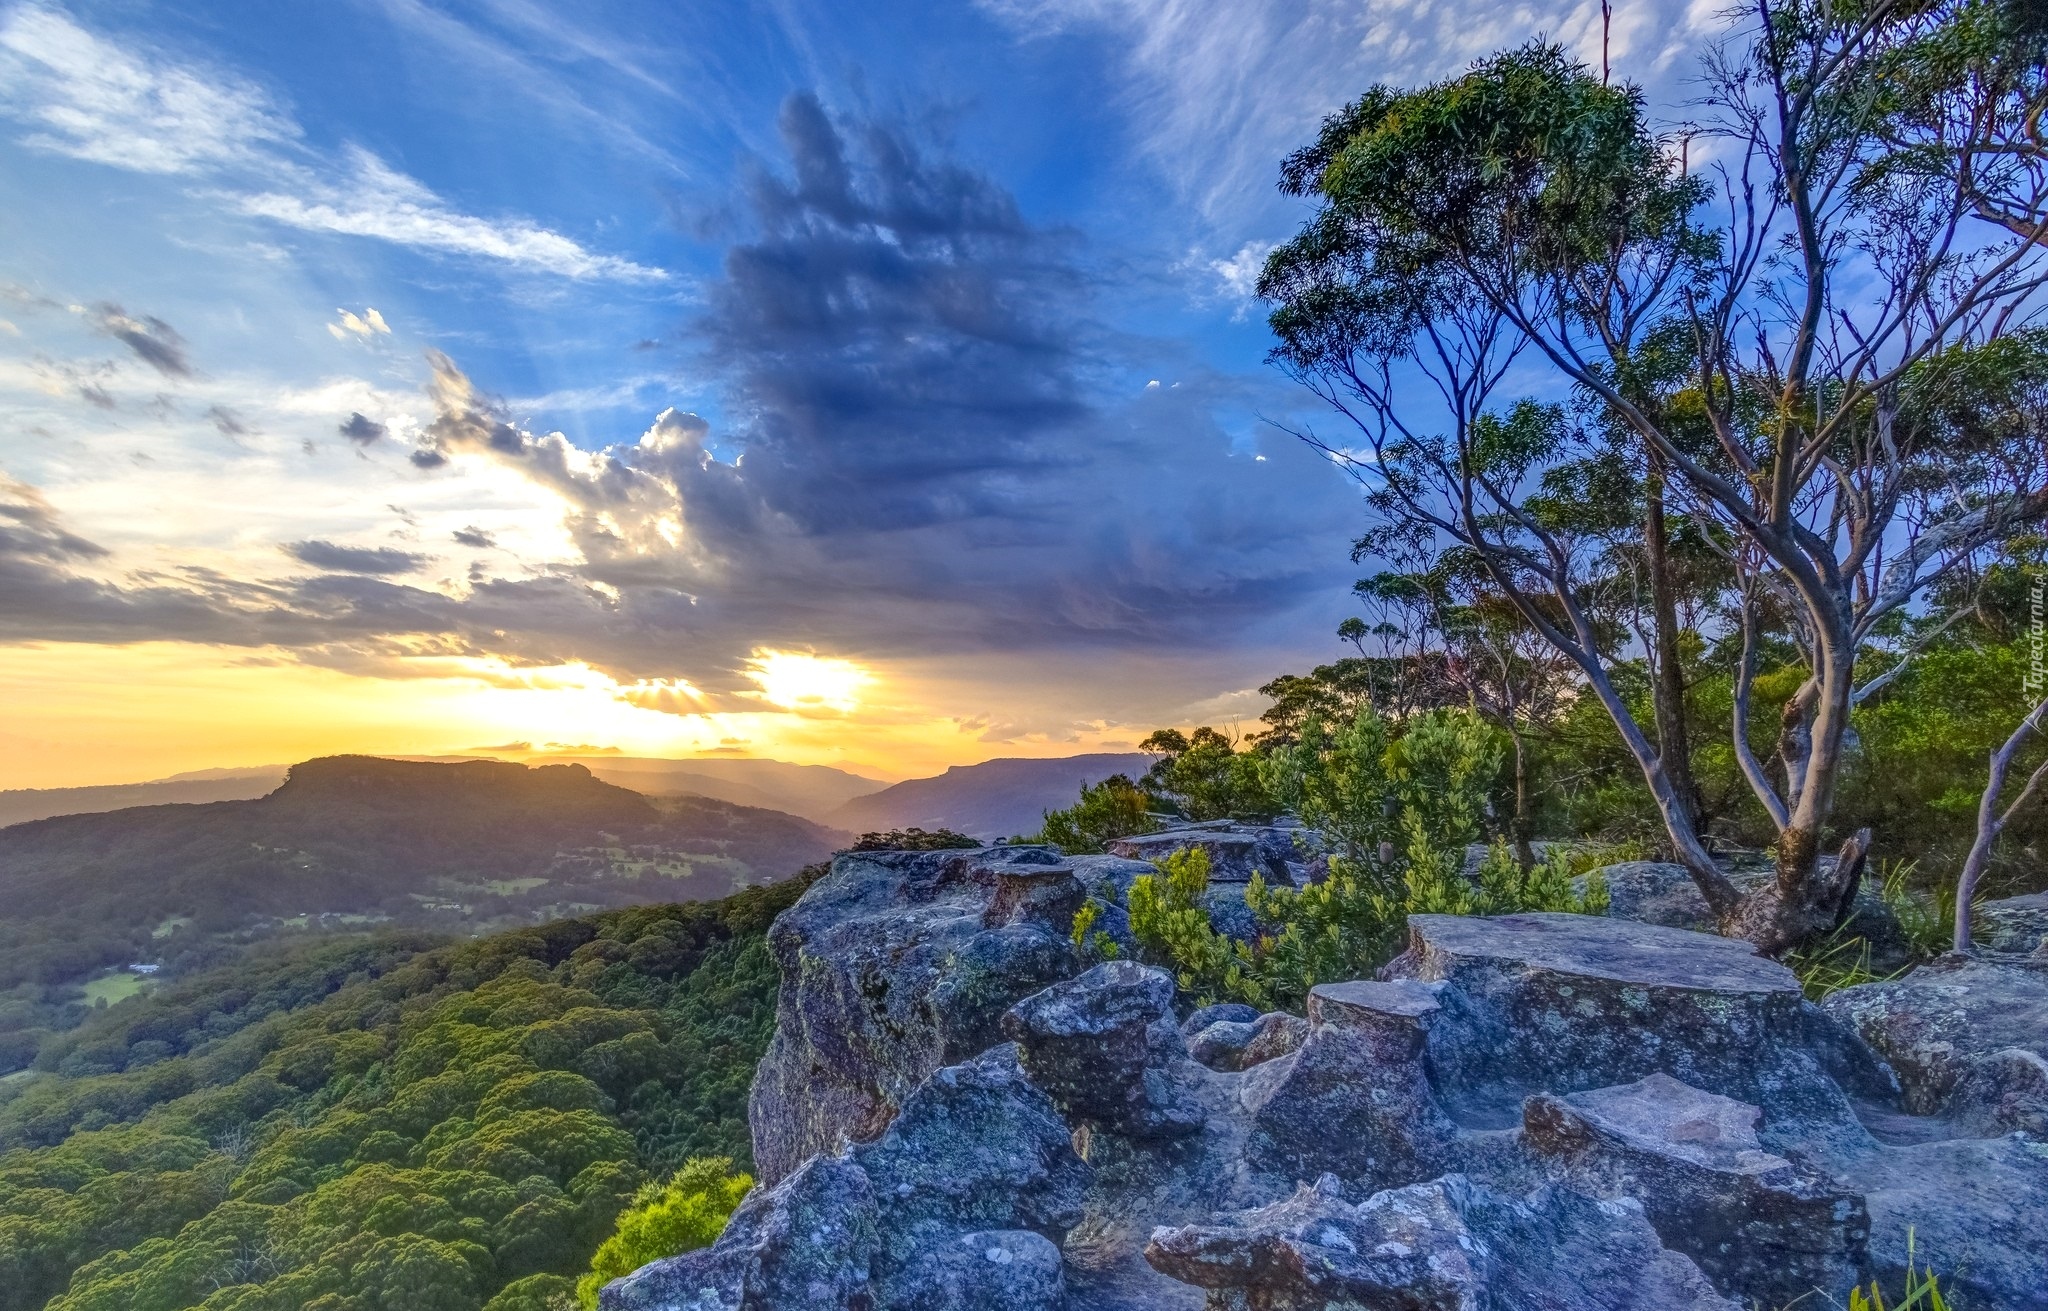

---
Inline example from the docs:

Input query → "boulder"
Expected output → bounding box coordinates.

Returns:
[1181,1002,1259,1034]
[1107,825,1300,884]
[1144,1172,1740,1311]
[1002,961,1204,1140]
[1577,860,1915,972]
[1382,912,1874,1141]
[1187,1011,1309,1073]
[1522,1073,1868,1306]
[747,845,1085,1181]
[1821,953,2048,1116]
[607,1046,1088,1311]
[1973,891,2048,954]
[1244,979,1460,1191]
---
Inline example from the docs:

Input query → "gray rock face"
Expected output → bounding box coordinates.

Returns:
[1002,961,1205,1140]
[607,1046,1088,1311]
[1522,1074,1868,1307]
[1973,892,2048,954]
[747,845,1084,1182]
[1821,953,2048,1116]
[1106,824,1305,884]
[1145,1172,1741,1311]
[629,843,2048,1311]
[1579,859,1915,972]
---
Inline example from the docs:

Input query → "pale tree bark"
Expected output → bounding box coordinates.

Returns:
[1954,697,2048,951]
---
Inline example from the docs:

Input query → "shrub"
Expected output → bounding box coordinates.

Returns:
[574,1157,751,1308]
[1038,775,1158,854]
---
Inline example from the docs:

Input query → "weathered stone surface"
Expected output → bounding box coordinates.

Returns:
[1522,1074,1868,1306]
[599,1155,878,1311]
[1848,1133,2048,1311]
[879,1230,1065,1311]
[1145,1172,1740,1311]
[609,1046,1088,1311]
[1577,860,1914,971]
[1821,953,2048,1115]
[1187,1011,1309,1073]
[1383,913,1870,1139]
[748,845,1084,1182]
[1947,1046,2048,1137]
[1182,1002,1259,1034]
[1003,961,1204,1139]
[1245,979,1460,1190]
[1107,824,1303,884]
[1973,891,2048,953]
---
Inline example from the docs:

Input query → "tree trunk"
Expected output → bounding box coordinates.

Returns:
[1509,724,1536,871]
[1644,460,1703,834]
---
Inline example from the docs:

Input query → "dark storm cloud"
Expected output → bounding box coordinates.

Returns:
[283,540,430,574]
[339,412,387,445]
[89,304,192,378]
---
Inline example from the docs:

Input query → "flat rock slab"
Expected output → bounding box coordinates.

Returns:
[1974,891,2048,954]
[1822,954,2048,1114]
[1395,912,1798,995]
[1552,1073,1787,1175]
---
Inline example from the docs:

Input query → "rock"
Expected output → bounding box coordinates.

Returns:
[608,1046,1088,1311]
[1144,1172,1740,1311]
[1186,1011,1309,1073]
[600,1155,878,1311]
[1182,1002,1259,1034]
[1821,953,2048,1115]
[1002,961,1205,1140]
[1244,979,1460,1191]
[1522,1073,1868,1306]
[1106,825,1300,884]
[748,845,1085,1182]
[1947,1046,2048,1137]
[1846,1133,2048,1310]
[880,1230,1065,1311]
[1973,891,2048,953]
[1383,913,1870,1140]
[1577,860,1915,972]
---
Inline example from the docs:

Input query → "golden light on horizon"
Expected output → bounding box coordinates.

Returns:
[746,649,871,713]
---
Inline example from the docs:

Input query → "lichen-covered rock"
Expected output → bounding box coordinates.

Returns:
[1577,861,1914,971]
[748,845,1085,1182]
[1821,953,2048,1116]
[1972,892,2048,954]
[1182,1002,1260,1034]
[599,1155,878,1311]
[1244,979,1460,1191]
[1383,913,1872,1142]
[1106,824,1304,885]
[1003,961,1204,1139]
[1187,1011,1308,1073]
[1522,1074,1868,1306]
[1846,1133,2048,1311]
[880,1230,1065,1311]
[609,1046,1088,1311]
[1144,1172,1740,1311]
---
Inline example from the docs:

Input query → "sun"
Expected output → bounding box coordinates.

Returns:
[746,649,871,713]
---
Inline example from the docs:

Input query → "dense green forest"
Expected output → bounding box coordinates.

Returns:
[0,877,805,1311]
[0,757,841,999]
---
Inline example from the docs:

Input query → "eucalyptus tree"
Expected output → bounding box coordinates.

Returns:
[1260,2,2048,951]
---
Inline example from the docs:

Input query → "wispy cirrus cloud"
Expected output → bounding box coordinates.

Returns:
[0,5,664,281]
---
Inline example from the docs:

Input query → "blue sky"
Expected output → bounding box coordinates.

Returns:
[0,0,1725,784]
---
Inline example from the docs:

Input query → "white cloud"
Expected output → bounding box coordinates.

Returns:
[0,6,662,282]
[329,307,392,340]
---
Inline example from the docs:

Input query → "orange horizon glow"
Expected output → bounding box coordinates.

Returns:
[0,640,1152,791]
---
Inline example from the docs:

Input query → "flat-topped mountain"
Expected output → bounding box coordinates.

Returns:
[0,755,844,988]
[824,752,1154,839]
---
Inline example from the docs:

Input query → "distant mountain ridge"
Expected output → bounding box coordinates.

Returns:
[538,755,887,821]
[0,755,844,988]
[0,769,288,829]
[825,752,1155,840]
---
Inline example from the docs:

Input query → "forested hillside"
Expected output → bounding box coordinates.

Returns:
[0,757,842,992]
[0,877,806,1311]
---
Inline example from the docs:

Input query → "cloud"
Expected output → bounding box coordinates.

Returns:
[282,540,430,574]
[0,8,660,281]
[452,526,496,548]
[329,307,390,339]
[205,404,250,436]
[339,412,387,445]
[88,303,192,377]
[1,473,109,561]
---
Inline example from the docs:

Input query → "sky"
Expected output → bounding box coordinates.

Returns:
[0,0,1725,788]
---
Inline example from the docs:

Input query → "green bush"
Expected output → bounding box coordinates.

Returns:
[574,1157,751,1308]
[1038,775,1158,854]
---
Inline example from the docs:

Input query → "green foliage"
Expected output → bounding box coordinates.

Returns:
[845,828,982,852]
[0,879,806,1311]
[1848,1232,1952,1311]
[1139,728,1277,822]
[574,1157,750,1309]
[1037,775,1158,855]
[1125,840,1607,1013]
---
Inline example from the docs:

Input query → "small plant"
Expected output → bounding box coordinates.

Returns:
[1846,1232,1951,1310]
[576,1157,752,1309]
[1069,900,1120,962]
[1038,774,1159,854]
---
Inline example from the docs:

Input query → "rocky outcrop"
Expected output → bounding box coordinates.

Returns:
[1579,858,1916,972]
[1973,892,2048,954]
[611,843,2048,1311]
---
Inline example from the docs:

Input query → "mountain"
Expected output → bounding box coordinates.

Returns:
[823,752,1155,840]
[0,767,288,828]
[537,755,887,821]
[0,755,845,990]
